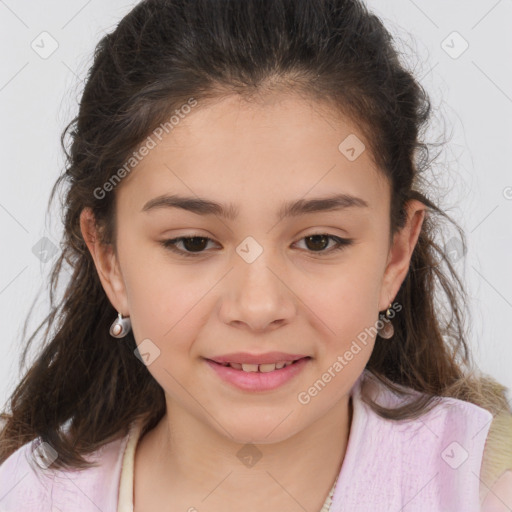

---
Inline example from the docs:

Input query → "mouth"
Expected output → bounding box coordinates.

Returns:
[204,355,312,392]
[205,356,311,373]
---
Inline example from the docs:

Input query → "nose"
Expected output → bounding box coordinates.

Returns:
[219,249,296,333]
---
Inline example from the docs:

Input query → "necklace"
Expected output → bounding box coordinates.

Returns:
[320,474,339,511]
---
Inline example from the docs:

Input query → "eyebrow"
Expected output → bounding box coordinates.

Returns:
[141,193,369,221]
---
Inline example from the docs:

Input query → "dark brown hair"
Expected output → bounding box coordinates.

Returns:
[1,0,509,471]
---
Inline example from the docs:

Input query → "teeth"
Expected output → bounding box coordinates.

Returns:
[241,363,260,372]
[258,363,278,373]
[230,361,296,372]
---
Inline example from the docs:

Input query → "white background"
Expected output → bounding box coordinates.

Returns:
[0,0,511,410]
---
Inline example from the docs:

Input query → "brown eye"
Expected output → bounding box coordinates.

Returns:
[160,236,215,256]
[304,234,330,252]
[295,234,353,254]
[180,237,209,252]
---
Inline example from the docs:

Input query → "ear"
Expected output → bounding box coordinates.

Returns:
[378,199,426,311]
[79,207,129,316]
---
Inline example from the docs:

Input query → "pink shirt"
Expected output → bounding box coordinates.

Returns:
[0,370,500,511]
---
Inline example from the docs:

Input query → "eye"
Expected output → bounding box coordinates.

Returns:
[160,236,216,257]
[159,233,353,257]
[295,233,353,254]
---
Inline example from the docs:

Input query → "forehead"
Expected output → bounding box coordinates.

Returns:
[116,93,389,217]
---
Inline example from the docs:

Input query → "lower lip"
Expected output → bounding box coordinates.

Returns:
[204,357,311,392]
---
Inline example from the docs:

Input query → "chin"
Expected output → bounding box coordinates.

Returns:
[215,417,302,447]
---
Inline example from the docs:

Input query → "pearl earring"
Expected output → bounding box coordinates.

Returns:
[377,303,394,339]
[109,312,132,338]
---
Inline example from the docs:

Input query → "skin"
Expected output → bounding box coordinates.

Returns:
[80,92,425,511]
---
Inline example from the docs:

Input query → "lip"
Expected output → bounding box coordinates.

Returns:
[206,352,310,365]
[204,356,311,392]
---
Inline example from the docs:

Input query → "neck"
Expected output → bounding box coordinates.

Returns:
[134,395,353,511]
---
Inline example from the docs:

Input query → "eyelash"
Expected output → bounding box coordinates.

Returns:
[159,233,354,258]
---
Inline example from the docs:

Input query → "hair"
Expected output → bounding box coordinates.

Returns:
[1,0,510,471]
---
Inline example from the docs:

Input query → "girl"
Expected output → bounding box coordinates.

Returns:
[0,0,511,511]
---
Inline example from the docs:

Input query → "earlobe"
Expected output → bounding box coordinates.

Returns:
[79,208,129,315]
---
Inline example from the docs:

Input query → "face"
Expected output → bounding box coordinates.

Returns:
[82,92,424,444]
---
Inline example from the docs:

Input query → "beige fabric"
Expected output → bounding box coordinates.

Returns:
[117,419,143,512]
[479,410,512,510]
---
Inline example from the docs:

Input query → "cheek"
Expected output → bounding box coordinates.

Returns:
[310,268,381,330]
[123,264,208,395]
[302,265,382,376]
[123,256,213,355]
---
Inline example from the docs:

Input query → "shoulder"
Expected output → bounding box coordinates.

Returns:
[347,372,512,510]
[0,439,51,511]
[331,376,502,511]
[480,409,512,511]
[0,429,131,512]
